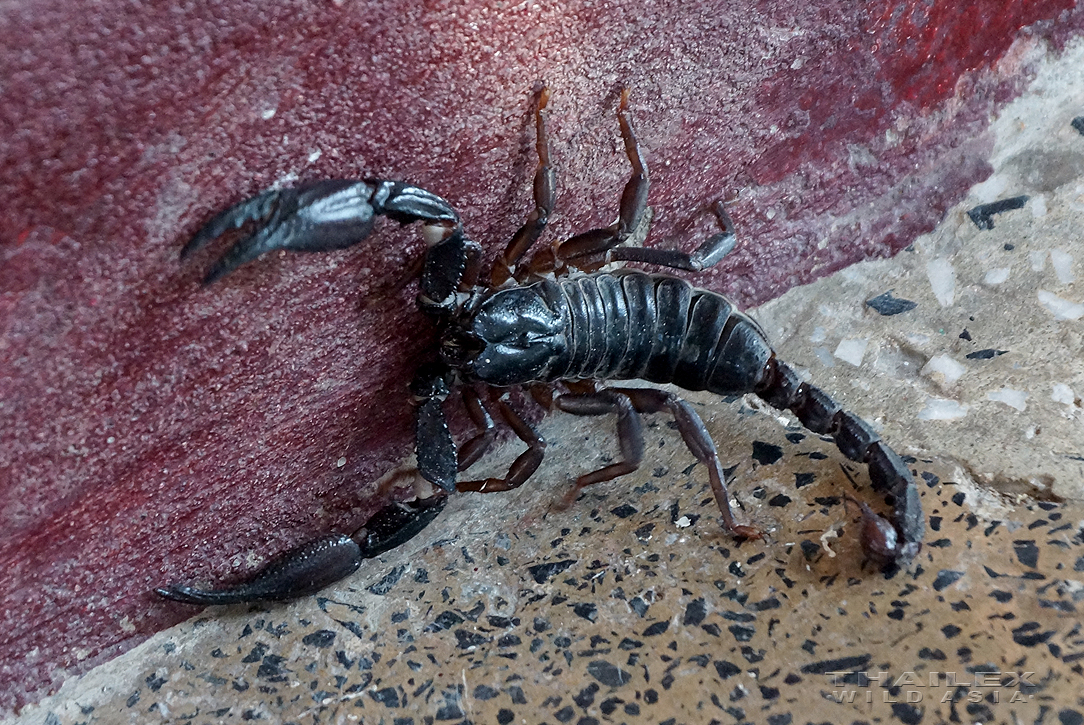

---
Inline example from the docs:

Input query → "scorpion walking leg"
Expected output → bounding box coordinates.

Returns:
[457,396,547,493]
[756,357,924,565]
[491,87,556,287]
[552,389,645,508]
[457,387,498,471]
[614,388,761,539]
[556,89,736,273]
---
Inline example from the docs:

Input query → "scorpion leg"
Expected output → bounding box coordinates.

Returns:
[491,86,556,287]
[155,494,448,605]
[457,395,546,493]
[457,387,498,471]
[756,357,924,566]
[552,389,644,507]
[614,387,761,539]
[556,90,737,273]
[182,179,463,286]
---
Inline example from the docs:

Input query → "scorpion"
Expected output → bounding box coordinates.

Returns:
[157,88,924,605]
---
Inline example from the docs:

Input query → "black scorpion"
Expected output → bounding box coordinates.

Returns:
[157,89,924,605]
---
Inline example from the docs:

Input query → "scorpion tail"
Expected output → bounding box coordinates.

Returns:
[156,495,447,605]
[756,356,924,567]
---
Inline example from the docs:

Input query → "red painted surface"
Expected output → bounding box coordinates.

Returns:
[0,0,1078,712]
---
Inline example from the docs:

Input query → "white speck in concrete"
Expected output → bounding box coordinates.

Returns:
[261,108,277,120]
[1030,194,1047,218]
[983,267,1011,285]
[921,354,966,384]
[336,456,347,468]
[675,515,692,528]
[813,347,835,367]
[308,149,323,163]
[917,398,970,420]
[1030,250,1047,271]
[987,387,1028,411]
[833,338,868,366]
[1050,249,1075,284]
[972,174,1008,202]
[1051,383,1076,406]
[809,326,827,344]
[1037,290,1084,320]
[926,258,955,306]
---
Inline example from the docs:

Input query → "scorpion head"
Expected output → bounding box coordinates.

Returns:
[441,285,567,386]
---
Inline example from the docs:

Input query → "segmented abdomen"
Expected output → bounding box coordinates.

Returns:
[545,272,773,394]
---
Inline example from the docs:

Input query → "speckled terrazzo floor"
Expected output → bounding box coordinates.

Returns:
[13,38,1084,725]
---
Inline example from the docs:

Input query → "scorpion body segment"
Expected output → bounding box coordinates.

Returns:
[159,88,924,605]
[456,272,769,393]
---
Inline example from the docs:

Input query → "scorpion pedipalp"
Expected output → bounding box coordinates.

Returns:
[156,495,447,604]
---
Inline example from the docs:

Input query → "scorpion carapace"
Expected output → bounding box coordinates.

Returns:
[157,88,924,605]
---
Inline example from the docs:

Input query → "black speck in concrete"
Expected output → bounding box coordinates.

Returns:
[473,684,499,700]
[967,196,1028,229]
[367,565,406,595]
[752,441,783,465]
[241,643,267,663]
[643,621,669,636]
[932,570,964,591]
[1072,116,1084,135]
[1012,622,1054,647]
[587,660,632,686]
[425,610,463,632]
[959,328,972,340]
[611,503,637,518]
[683,598,706,626]
[573,602,598,621]
[528,559,576,584]
[1059,709,1084,725]
[573,683,599,707]
[768,493,791,507]
[715,659,741,679]
[892,701,924,725]
[1013,540,1039,568]
[454,630,489,649]
[966,348,1008,360]
[801,654,872,675]
[800,540,820,561]
[301,630,336,648]
[866,291,917,316]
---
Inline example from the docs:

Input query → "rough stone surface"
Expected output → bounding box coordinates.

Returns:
[3,0,1084,715]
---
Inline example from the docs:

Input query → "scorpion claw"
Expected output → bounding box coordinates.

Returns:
[156,534,363,605]
[157,495,448,605]
[183,179,463,286]
[181,189,282,261]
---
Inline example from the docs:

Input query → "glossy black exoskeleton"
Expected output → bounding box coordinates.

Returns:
[158,88,923,605]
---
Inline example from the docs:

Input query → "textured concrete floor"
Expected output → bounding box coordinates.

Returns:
[11,38,1084,725]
